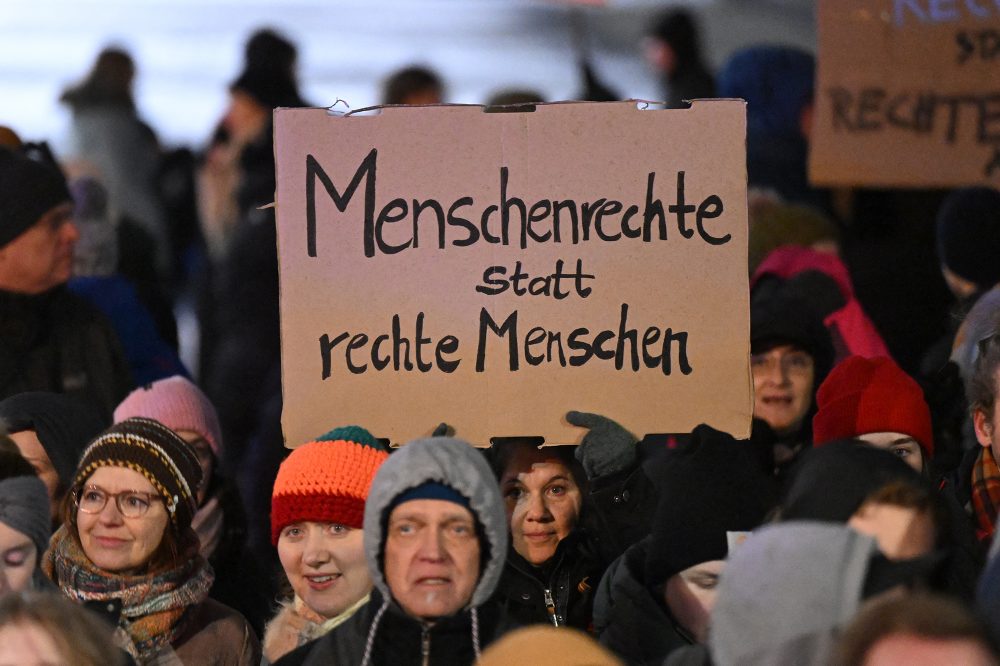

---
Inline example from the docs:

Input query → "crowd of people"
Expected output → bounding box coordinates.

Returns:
[2,10,1000,666]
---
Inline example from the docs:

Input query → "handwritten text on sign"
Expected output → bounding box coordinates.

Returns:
[274,101,751,446]
[810,0,1000,187]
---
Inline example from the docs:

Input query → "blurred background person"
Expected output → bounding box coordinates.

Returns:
[645,9,714,108]
[0,591,127,666]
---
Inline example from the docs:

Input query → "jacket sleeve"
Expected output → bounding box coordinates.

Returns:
[583,465,658,564]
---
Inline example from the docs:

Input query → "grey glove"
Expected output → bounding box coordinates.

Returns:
[566,411,637,479]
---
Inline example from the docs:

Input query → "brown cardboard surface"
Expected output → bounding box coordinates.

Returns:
[810,1,1000,187]
[274,100,751,447]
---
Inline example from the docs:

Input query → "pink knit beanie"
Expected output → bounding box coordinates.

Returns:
[113,376,224,458]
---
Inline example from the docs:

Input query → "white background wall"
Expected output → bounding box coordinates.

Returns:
[0,0,816,153]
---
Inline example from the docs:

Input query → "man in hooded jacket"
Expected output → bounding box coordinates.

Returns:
[275,436,518,666]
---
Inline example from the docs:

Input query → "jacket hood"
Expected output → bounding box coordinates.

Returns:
[709,522,876,665]
[362,437,508,609]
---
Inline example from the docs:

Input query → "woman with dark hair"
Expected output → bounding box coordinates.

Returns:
[42,417,259,664]
[490,439,605,631]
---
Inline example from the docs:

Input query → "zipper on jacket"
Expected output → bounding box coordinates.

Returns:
[543,588,560,627]
[421,624,431,666]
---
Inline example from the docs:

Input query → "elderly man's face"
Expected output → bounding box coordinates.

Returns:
[383,499,480,621]
[0,203,78,294]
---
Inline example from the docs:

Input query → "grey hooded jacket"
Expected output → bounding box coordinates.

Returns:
[707,522,877,666]
[280,437,515,666]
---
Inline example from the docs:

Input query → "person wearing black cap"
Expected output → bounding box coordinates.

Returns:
[0,391,106,524]
[593,425,775,665]
[276,436,517,666]
[750,274,836,472]
[0,149,132,420]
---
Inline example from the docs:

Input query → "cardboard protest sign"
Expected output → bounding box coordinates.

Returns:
[810,0,1000,187]
[274,100,751,446]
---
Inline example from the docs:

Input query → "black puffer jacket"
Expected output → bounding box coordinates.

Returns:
[496,531,605,631]
[276,590,518,666]
[0,286,132,420]
[593,538,693,666]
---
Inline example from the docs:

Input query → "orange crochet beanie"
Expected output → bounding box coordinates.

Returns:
[271,425,389,544]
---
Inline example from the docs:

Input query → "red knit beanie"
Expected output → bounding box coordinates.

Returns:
[812,356,934,457]
[270,425,389,544]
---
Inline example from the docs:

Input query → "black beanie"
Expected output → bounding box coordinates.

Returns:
[781,439,925,523]
[0,392,107,488]
[936,186,1000,289]
[645,424,776,587]
[751,277,836,385]
[0,149,71,248]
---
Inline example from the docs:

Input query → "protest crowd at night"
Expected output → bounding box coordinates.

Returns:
[3,2,1000,664]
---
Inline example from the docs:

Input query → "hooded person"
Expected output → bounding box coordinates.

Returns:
[264,425,390,661]
[752,246,891,362]
[702,522,941,666]
[113,375,273,635]
[0,391,106,523]
[275,436,516,666]
[812,356,934,474]
[0,439,51,593]
[593,425,775,665]
[0,149,133,420]
[750,277,835,471]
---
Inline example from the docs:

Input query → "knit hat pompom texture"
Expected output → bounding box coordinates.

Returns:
[812,355,934,457]
[73,417,202,531]
[271,426,389,544]
[114,376,223,458]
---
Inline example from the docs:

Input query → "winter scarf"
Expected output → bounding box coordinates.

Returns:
[43,526,214,663]
[973,446,1000,543]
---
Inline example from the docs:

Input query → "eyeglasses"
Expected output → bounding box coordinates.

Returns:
[75,485,168,518]
[750,349,814,377]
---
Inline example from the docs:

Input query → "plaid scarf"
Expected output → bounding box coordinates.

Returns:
[972,446,1000,543]
[42,526,214,662]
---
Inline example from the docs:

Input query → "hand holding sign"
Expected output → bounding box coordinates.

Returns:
[567,410,637,479]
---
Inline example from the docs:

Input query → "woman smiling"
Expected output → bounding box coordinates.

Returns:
[42,417,259,665]
[263,425,389,662]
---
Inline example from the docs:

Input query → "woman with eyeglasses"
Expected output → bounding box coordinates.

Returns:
[749,280,835,474]
[41,417,260,665]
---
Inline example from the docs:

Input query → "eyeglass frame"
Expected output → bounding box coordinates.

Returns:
[749,347,815,377]
[73,484,174,518]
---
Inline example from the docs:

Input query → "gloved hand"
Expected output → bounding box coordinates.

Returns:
[566,411,637,480]
[432,422,452,437]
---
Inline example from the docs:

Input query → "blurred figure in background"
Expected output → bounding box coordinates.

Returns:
[0,591,127,666]
[60,47,170,278]
[68,177,186,385]
[381,65,444,105]
[645,9,714,108]
[837,594,998,666]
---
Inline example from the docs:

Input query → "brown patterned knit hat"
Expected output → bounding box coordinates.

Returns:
[72,417,202,531]
[271,425,390,544]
